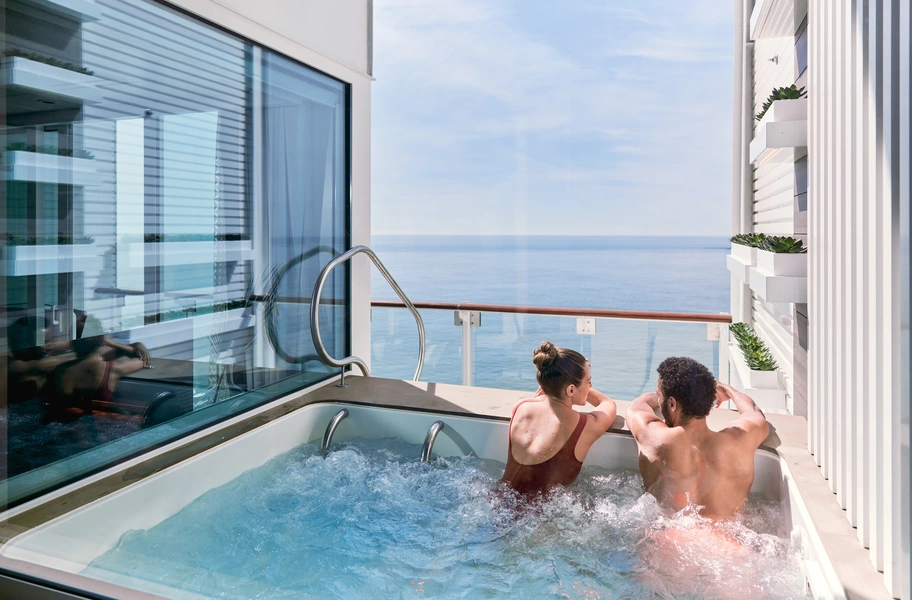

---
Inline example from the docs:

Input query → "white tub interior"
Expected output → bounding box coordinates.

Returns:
[1,402,843,598]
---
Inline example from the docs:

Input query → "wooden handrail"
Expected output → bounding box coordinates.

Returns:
[371,300,732,324]
[247,295,730,323]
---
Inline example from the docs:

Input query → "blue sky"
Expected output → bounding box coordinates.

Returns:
[371,1,734,236]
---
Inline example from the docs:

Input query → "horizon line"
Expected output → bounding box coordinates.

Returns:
[370,233,730,237]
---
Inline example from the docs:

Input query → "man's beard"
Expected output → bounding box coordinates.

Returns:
[659,400,673,426]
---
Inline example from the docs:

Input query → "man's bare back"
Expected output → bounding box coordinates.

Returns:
[627,358,769,519]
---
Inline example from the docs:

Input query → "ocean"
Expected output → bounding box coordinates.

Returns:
[369,235,730,399]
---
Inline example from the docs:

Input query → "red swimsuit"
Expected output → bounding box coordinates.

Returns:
[95,360,116,403]
[500,399,588,496]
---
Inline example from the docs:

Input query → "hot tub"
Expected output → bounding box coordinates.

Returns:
[0,401,844,599]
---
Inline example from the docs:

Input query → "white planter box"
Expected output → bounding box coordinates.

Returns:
[726,254,751,283]
[750,120,808,164]
[23,0,101,21]
[757,98,808,127]
[731,243,756,265]
[728,345,788,414]
[730,344,781,388]
[749,268,808,303]
[756,249,807,276]
[125,241,253,268]
[1,151,97,186]
[0,243,102,276]
[2,56,102,104]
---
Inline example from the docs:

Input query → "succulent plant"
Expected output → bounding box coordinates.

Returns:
[3,235,94,246]
[143,233,249,243]
[144,299,249,325]
[744,347,779,371]
[755,84,807,122]
[730,233,768,248]
[730,322,778,371]
[758,235,806,253]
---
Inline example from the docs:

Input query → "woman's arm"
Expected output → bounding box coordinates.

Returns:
[586,388,617,430]
[102,338,152,367]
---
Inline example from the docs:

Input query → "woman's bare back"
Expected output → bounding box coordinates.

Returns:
[509,398,583,465]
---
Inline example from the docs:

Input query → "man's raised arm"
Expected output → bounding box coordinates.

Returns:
[718,381,769,446]
[626,391,666,442]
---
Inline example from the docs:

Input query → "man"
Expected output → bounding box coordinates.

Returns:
[626,356,769,518]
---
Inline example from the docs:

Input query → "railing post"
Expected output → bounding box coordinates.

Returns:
[718,313,731,409]
[719,322,730,385]
[455,309,480,386]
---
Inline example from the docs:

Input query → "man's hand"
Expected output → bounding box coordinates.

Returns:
[714,380,733,408]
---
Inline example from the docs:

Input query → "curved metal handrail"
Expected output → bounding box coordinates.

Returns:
[320,409,349,454]
[311,245,425,383]
[420,421,445,463]
[264,245,338,364]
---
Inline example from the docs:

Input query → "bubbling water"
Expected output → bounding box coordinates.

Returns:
[86,438,809,599]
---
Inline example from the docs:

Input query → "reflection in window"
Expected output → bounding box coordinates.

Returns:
[1,0,350,507]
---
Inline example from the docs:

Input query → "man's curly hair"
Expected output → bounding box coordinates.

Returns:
[656,357,716,418]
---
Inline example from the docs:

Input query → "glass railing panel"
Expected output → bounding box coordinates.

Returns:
[473,314,719,398]
[371,305,723,400]
[371,307,462,384]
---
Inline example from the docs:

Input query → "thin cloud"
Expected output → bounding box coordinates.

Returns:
[372,0,734,236]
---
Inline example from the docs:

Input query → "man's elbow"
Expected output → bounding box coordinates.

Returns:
[753,416,770,444]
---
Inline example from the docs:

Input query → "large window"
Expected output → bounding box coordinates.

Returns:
[1,0,350,507]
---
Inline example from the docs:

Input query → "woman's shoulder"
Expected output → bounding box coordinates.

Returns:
[511,397,551,422]
[512,396,546,412]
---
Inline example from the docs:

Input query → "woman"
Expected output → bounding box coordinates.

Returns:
[501,341,617,496]
[49,317,151,420]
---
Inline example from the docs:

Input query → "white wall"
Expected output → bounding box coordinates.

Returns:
[734,4,809,416]
[168,0,371,76]
[162,0,374,370]
[807,0,910,597]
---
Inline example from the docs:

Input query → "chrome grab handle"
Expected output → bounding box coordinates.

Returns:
[311,245,425,385]
[420,421,445,463]
[320,409,349,454]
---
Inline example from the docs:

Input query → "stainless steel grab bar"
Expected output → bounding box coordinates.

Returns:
[420,421,445,463]
[311,245,425,386]
[320,409,349,454]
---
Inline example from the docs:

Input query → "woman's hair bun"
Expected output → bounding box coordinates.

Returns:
[532,341,559,370]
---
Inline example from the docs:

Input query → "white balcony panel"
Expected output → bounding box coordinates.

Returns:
[0,243,103,276]
[0,151,98,186]
[126,308,252,352]
[125,241,253,268]
[21,0,101,21]
[750,0,808,40]
[3,57,103,104]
